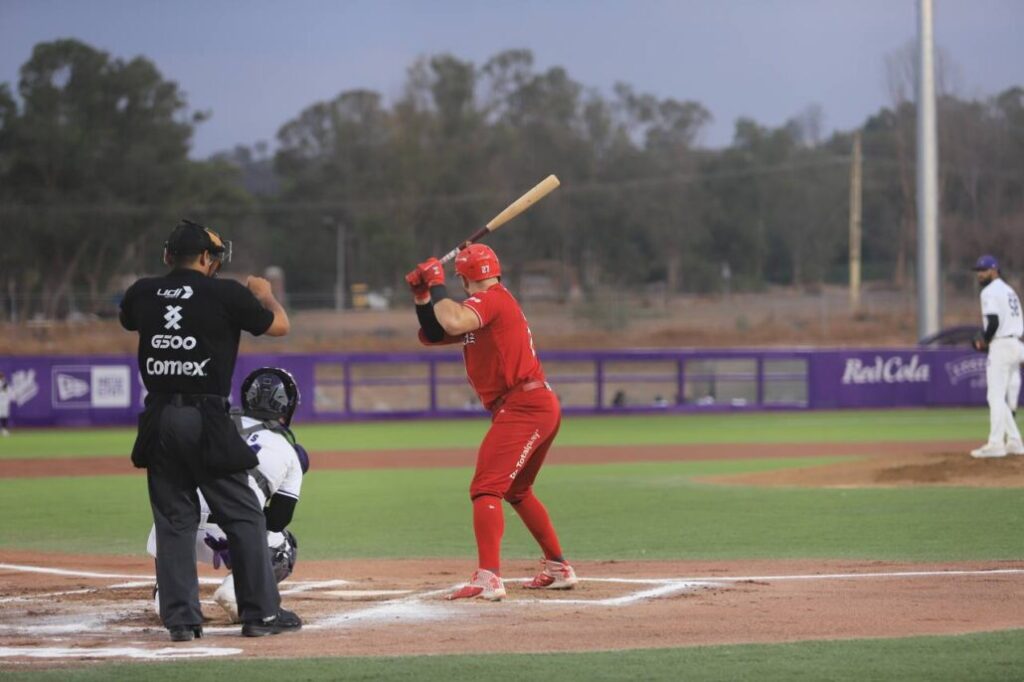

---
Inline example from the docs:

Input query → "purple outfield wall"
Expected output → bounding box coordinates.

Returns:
[0,348,1004,427]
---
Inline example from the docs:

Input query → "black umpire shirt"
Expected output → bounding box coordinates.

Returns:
[120,269,274,397]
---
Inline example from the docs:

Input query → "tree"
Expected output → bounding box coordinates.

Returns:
[0,39,200,317]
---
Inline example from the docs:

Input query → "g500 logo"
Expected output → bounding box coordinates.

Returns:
[151,335,197,350]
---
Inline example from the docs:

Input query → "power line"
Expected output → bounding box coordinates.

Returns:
[0,154,1017,217]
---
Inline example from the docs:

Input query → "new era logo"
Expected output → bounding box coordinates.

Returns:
[164,305,183,330]
[55,373,89,401]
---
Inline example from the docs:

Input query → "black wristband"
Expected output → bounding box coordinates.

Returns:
[429,284,449,304]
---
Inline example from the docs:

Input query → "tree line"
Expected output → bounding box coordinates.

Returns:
[1,39,1021,317]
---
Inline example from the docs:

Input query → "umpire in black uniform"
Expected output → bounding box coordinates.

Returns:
[120,220,301,641]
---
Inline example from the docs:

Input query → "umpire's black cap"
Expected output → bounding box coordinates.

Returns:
[165,219,232,262]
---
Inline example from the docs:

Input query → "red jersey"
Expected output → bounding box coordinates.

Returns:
[420,284,545,409]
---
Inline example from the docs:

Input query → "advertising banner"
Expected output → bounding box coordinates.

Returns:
[0,347,1007,427]
[809,349,990,408]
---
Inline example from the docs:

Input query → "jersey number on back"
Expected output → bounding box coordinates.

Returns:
[1010,294,1021,318]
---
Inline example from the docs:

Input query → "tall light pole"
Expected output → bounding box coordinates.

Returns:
[916,0,941,338]
[849,130,862,314]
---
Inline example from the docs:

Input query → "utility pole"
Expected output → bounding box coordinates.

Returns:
[916,0,941,338]
[849,130,862,313]
[335,221,347,311]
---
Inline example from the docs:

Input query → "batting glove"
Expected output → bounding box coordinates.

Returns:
[405,269,429,299]
[417,258,445,288]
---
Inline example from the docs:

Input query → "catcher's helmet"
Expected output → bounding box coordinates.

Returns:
[455,243,501,282]
[240,367,300,426]
[165,219,232,263]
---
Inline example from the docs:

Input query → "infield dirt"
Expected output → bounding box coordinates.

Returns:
[2,550,1024,667]
[3,440,1024,667]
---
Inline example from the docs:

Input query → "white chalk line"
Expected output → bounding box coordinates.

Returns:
[0,645,242,660]
[0,588,98,605]
[317,589,414,598]
[659,568,1024,584]
[0,562,347,587]
[278,579,352,595]
[506,581,720,607]
[3,563,1023,656]
[0,563,150,580]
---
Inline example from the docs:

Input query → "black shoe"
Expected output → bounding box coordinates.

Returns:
[168,625,203,642]
[241,609,302,637]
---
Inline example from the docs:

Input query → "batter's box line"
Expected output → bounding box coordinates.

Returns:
[504,581,721,606]
[0,562,349,588]
[662,568,1024,583]
[0,645,243,661]
[208,567,1024,633]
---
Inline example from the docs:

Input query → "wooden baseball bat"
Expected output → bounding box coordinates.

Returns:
[439,174,560,264]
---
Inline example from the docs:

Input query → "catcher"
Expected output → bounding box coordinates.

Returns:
[407,244,578,600]
[149,367,309,621]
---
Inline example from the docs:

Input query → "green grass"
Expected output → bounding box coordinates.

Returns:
[2,458,1021,562]
[6,630,1024,681]
[0,408,991,460]
[0,410,1021,678]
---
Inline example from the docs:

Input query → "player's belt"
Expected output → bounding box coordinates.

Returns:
[489,379,551,412]
[151,393,229,409]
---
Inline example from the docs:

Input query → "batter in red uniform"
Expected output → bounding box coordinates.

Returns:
[406,244,579,600]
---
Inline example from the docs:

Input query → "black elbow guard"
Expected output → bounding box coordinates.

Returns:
[265,493,297,533]
[416,303,446,342]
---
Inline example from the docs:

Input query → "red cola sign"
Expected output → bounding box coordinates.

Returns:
[840,354,931,385]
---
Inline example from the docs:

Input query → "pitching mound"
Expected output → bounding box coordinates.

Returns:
[2,550,1024,667]
[706,451,1024,488]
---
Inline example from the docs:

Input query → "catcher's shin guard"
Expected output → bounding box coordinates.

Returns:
[270,530,298,583]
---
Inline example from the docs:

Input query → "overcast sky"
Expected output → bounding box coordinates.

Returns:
[2,0,1021,158]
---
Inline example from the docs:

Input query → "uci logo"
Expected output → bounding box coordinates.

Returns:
[157,286,193,300]
[151,335,197,350]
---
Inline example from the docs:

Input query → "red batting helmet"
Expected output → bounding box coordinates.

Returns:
[455,244,501,281]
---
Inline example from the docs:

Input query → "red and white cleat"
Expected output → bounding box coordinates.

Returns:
[524,559,579,590]
[447,569,506,601]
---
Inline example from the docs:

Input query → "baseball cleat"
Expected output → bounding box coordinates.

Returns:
[970,444,1008,458]
[447,569,506,601]
[524,559,579,590]
[1006,440,1024,456]
[167,625,203,642]
[241,608,302,637]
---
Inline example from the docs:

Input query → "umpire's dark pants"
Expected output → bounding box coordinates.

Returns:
[148,402,280,627]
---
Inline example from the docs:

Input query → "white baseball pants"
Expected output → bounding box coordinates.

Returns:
[985,338,1024,446]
